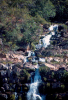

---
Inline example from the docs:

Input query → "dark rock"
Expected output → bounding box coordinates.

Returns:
[58,25,64,32]
[43,24,49,29]
[0,53,6,58]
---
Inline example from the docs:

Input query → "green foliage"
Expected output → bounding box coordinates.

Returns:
[42,0,56,20]
[20,69,30,83]
[18,96,22,100]
[21,18,41,45]
[43,77,47,82]
[51,72,54,78]
[51,0,68,21]
[64,71,68,78]
[61,84,65,90]
[39,65,50,77]
[28,57,32,62]
[34,14,48,24]
[47,82,50,87]
[10,94,15,100]
[0,0,68,50]
[31,42,35,50]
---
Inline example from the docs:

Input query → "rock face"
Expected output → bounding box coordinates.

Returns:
[17,44,30,52]
[58,25,64,31]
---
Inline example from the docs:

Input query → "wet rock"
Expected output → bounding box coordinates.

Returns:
[58,25,64,32]
[43,24,49,32]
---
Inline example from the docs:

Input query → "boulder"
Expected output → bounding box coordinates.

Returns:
[0,53,6,58]
[58,25,64,32]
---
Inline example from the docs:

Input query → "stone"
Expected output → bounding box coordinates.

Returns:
[0,38,3,45]
[0,53,6,58]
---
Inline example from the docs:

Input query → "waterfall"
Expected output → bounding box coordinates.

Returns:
[27,65,42,100]
[42,34,52,48]
[27,24,59,100]
[14,92,18,100]
[24,51,32,63]
[36,24,58,49]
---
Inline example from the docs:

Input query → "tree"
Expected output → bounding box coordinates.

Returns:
[51,0,68,21]
[20,18,42,45]
[42,0,56,20]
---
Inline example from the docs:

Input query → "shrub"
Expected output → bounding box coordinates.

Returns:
[39,65,50,77]
[43,77,47,82]
[31,42,35,51]
[10,94,15,100]
[20,69,30,83]
[18,96,22,100]
[47,83,50,87]
[61,84,65,90]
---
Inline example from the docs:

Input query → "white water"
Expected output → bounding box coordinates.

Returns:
[49,24,58,32]
[24,51,32,63]
[27,65,42,100]
[15,92,18,100]
[27,24,58,100]
[42,34,52,48]
[39,58,45,62]
[36,24,58,49]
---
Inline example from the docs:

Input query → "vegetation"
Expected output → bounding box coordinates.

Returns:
[20,69,30,83]
[39,65,50,78]
[0,1,68,99]
[0,0,68,51]
[10,94,15,100]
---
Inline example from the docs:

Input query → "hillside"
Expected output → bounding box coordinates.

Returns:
[0,0,68,51]
[0,1,68,100]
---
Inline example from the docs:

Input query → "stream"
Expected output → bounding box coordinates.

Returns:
[26,24,58,100]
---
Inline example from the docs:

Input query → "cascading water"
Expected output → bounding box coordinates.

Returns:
[27,65,42,100]
[27,24,59,100]
[24,51,32,63]
[42,34,52,48]
[36,24,58,49]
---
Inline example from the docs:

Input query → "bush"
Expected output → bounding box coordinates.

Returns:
[18,96,22,100]
[47,82,50,87]
[39,66,50,77]
[61,84,65,90]
[20,69,30,83]
[34,14,47,24]
[28,57,32,62]
[31,42,35,51]
[43,77,47,82]
[32,62,37,65]
[10,94,15,100]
